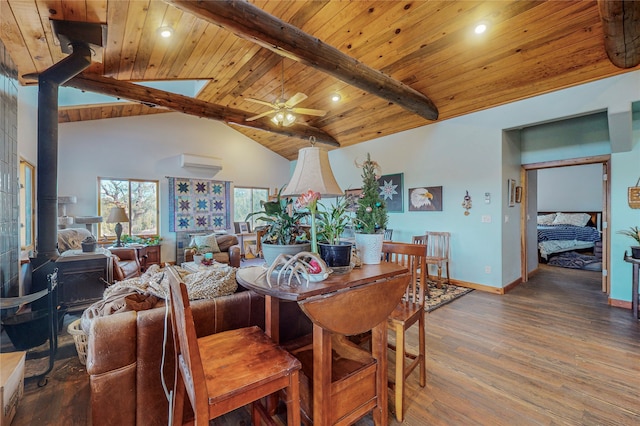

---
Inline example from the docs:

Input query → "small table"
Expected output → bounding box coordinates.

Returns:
[236,263,409,426]
[180,261,225,274]
[623,254,640,319]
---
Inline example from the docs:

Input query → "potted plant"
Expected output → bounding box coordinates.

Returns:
[245,187,311,265]
[353,153,388,264]
[188,244,211,265]
[317,194,353,269]
[617,226,640,259]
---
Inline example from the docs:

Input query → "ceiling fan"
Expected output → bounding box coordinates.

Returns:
[245,60,327,126]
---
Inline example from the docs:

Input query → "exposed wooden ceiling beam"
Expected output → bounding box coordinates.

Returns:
[164,0,439,121]
[63,74,340,147]
[598,0,640,68]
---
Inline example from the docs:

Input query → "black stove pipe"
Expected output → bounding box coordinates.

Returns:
[32,41,91,266]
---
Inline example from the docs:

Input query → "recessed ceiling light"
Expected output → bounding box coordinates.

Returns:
[330,93,341,102]
[158,26,174,38]
[474,23,487,35]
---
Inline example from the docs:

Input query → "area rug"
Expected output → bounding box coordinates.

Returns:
[546,251,602,271]
[425,281,473,312]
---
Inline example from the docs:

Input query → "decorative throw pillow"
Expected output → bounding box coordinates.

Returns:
[537,213,556,226]
[552,212,591,227]
[216,234,239,252]
[192,233,221,253]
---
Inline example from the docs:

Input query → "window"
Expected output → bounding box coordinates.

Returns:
[98,177,159,240]
[234,187,268,231]
[19,160,35,250]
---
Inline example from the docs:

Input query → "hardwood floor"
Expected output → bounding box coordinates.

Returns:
[11,265,640,425]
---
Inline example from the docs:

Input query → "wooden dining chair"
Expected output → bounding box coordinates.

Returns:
[411,235,431,296]
[166,266,302,426]
[414,231,451,286]
[381,242,427,422]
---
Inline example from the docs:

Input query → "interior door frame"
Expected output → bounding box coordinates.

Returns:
[520,155,611,294]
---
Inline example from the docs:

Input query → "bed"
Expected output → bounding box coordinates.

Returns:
[537,212,601,260]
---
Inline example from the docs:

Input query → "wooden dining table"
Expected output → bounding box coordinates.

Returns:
[236,263,410,426]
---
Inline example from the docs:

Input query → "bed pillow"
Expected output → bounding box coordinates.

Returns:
[537,213,556,226]
[552,212,591,227]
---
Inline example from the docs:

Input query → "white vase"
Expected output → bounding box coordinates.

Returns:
[355,233,384,265]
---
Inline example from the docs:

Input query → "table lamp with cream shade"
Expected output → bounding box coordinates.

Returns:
[281,137,343,253]
[106,207,129,247]
[281,140,343,198]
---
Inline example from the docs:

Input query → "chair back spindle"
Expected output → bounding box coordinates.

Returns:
[167,267,210,421]
[413,232,451,285]
[380,241,428,421]
[167,266,302,425]
[382,242,427,308]
[425,232,450,261]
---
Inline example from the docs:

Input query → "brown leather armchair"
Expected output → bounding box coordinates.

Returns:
[184,234,241,267]
[109,247,141,281]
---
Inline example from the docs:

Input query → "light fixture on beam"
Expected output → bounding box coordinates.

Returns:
[281,137,343,198]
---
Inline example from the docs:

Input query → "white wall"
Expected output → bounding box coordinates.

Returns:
[56,112,291,262]
[537,164,603,212]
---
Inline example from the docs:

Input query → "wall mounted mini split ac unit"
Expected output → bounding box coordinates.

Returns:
[180,154,223,175]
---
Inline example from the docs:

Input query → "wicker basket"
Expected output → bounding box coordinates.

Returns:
[67,319,88,365]
[629,178,640,209]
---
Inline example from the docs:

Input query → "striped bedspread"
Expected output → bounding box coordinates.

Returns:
[537,225,601,243]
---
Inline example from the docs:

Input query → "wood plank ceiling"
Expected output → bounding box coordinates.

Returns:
[2,0,639,160]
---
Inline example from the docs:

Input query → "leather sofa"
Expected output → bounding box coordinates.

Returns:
[184,233,241,267]
[86,288,312,426]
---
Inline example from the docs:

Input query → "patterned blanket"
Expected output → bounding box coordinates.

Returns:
[80,264,237,331]
[537,225,600,242]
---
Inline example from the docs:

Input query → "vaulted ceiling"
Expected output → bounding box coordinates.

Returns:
[2,0,639,160]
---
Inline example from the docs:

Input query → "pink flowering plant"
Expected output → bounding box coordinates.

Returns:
[295,190,321,253]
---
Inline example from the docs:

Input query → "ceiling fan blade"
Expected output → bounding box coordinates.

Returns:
[291,107,327,117]
[245,110,276,121]
[245,98,276,108]
[284,92,308,108]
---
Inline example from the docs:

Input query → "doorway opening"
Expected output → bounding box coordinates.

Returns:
[520,155,610,295]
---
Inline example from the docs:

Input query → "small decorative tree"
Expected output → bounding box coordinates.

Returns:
[354,153,388,234]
